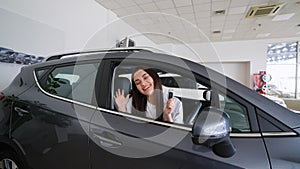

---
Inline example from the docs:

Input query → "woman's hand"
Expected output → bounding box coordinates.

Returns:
[114,89,130,112]
[164,98,174,122]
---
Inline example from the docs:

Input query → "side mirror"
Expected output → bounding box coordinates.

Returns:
[192,107,236,158]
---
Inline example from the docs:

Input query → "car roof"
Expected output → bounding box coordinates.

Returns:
[45,47,167,61]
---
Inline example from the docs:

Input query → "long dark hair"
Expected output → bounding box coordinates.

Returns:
[131,68,164,118]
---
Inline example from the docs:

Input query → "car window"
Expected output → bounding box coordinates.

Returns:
[110,61,251,132]
[37,63,99,105]
[35,68,50,80]
[257,109,293,132]
[111,64,210,126]
[219,93,251,132]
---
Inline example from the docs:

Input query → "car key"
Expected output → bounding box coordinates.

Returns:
[168,89,174,99]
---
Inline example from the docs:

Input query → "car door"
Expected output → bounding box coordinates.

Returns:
[256,108,300,169]
[10,61,100,169]
[89,54,270,169]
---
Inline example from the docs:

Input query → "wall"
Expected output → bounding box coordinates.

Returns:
[0,8,65,56]
[158,37,300,88]
[0,0,157,56]
[0,62,23,90]
[0,0,157,90]
[284,99,300,111]
[204,61,250,87]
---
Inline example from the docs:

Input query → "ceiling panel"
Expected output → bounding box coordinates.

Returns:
[96,0,300,43]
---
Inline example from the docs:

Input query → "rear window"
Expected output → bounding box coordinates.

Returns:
[36,63,99,105]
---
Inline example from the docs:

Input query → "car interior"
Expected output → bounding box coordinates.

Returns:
[111,65,212,126]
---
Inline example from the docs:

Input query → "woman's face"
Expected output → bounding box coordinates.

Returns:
[133,69,154,97]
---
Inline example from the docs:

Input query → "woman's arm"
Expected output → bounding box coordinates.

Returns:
[172,100,184,124]
[163,98,183,124]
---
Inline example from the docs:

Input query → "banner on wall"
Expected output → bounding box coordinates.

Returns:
[0,47,45,65]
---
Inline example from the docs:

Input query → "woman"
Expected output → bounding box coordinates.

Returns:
[114,68,183,124]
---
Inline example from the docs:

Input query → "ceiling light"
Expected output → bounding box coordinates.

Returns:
[212,30,221,34]
[272,13,295,21]
[214,10,226,15]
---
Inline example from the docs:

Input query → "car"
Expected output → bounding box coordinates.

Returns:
[35,56,45,63]
[0,47,13,56]
[23,55,31,65]
[0,50,16,63]
[14,53,25,64]
[0,48,300,169]
[30,56,45,64]
[266,84,294,98]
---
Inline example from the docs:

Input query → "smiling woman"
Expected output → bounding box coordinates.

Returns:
[114,67,184,124]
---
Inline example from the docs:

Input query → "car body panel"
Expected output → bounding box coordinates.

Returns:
[9,84,93,169]
[89,108,270,169]
[263,135,300,169]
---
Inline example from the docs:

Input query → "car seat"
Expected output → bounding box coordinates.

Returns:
[55,78,72,98]
[114,77,131,96]
[184,90,211,125]
[113,77,131,109]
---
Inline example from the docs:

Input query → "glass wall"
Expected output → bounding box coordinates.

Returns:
[266,41,299,98]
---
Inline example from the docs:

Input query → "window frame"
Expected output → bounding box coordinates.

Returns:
[35,60,101,107]
[103,58,257,133]
[267,41,300,99]
[256,108,297,136]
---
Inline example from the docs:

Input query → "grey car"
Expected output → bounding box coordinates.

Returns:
[0,48,299,169]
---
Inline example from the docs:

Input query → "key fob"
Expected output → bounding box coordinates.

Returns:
[168,90,174,99]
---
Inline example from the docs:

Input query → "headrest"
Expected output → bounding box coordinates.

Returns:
[59,78,71,85]
[114,77,131,96]
[160,77,197,89]
[55,78,72,97]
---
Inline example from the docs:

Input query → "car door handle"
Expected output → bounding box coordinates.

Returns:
[93,133,122,148]
[14,107,29,116]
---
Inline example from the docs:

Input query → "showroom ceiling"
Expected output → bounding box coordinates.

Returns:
[95,0,300,44]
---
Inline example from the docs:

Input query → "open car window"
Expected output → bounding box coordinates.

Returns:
[111,64,211,126]
[110,61,251,132]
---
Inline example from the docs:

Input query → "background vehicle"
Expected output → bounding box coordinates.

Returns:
[0,49,16,63]
[30,56,45,64]
[0,48,300,169]
[14,53,27,64]
[35,56,45,63]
